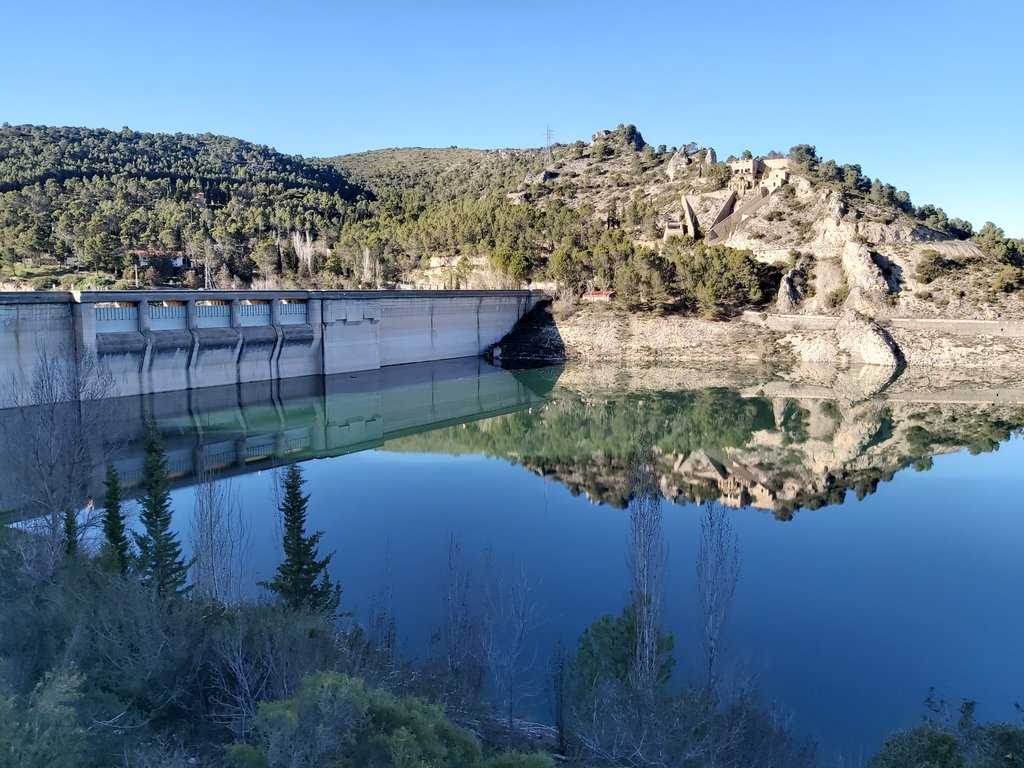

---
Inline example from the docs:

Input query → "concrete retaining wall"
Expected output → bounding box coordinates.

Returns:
[883,317,1024,337]
[742,312,1024,337]
[0,289,540,408]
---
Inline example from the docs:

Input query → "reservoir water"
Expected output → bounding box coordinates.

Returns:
[4,358,1022,758]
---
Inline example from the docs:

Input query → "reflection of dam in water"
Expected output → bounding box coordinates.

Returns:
[0,358,558,521]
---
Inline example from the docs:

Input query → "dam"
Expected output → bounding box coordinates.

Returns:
[0,289,539,407]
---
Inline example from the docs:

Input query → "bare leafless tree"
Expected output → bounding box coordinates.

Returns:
[360,246,378,287]
[291,230,316,272]
[0,343,118,571]
[208,605,338,741]
[484,559,546,743]
[433,532,487,709]
[189,464,253,605]
[696,501,741,693]
[365,542,397,659]
[208,612,273,740]
[340,542,405,691]
[627,444,667,696]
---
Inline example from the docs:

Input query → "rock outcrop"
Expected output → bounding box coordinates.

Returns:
[835,310,904,368]
[665,150,691,182]
[526,169,559,184]
[777,269,803,313]
[841,243,892,310]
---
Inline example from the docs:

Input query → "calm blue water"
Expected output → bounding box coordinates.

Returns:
[145,364,1024,758]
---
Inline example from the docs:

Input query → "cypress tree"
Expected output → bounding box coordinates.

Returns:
[134,423,190,598]
[261,464,341,614]
[62,509,78,557]
[101,464,131,575]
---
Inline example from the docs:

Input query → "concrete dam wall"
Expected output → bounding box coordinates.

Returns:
[0,289,539,408]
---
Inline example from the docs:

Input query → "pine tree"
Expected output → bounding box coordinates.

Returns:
[100,464,131,575]
[134,423,190,598]
[261,464,341,614]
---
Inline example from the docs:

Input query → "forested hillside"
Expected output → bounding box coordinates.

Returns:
[0,125,362,288]
[2,123,1021,320]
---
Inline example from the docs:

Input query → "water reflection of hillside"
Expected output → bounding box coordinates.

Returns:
[388,365,1024,518]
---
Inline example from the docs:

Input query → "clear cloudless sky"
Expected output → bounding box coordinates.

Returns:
[3,0,1022,235]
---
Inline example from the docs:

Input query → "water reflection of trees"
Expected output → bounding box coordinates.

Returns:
[561,450,815,767]
[392,387,1024,518]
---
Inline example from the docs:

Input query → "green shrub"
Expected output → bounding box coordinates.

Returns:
[826,286,849,309]
[666,241,780,318]
[869,722,960,768]
[701,163,730,190]
[0,670,85,768]
[29,276,57,290]
[485,752,556,768]
[870,719,1024,768]
[791,219,813,241]
[992,265,1024,293]
[224,744,269,768]
[235,672,551,768]
[916,249,966,284]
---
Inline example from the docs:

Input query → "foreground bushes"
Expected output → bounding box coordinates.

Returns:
[871,717,1024,767]
[0,530,551,767]
[225,672,552,768]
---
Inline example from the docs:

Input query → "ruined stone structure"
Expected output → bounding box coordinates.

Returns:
[727,156,790,194]
[761,157,790,191]
[727,158,759,192]
[663,196,700,241]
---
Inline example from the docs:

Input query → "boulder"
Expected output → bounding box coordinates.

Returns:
[704,147,717,165]
[835,310,904,368]
[526,169,559,184]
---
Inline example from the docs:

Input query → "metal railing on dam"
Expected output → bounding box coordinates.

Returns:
[0,357,561,523]
[0,289,541,408]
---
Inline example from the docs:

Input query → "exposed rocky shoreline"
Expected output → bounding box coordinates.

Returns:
[488,300,1024,384]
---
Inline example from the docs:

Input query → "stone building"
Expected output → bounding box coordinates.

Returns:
[727,158,759,192]
[727,156,790,194]
[761,157,790,191]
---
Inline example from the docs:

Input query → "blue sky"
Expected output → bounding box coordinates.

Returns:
[4,0,1022,235]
